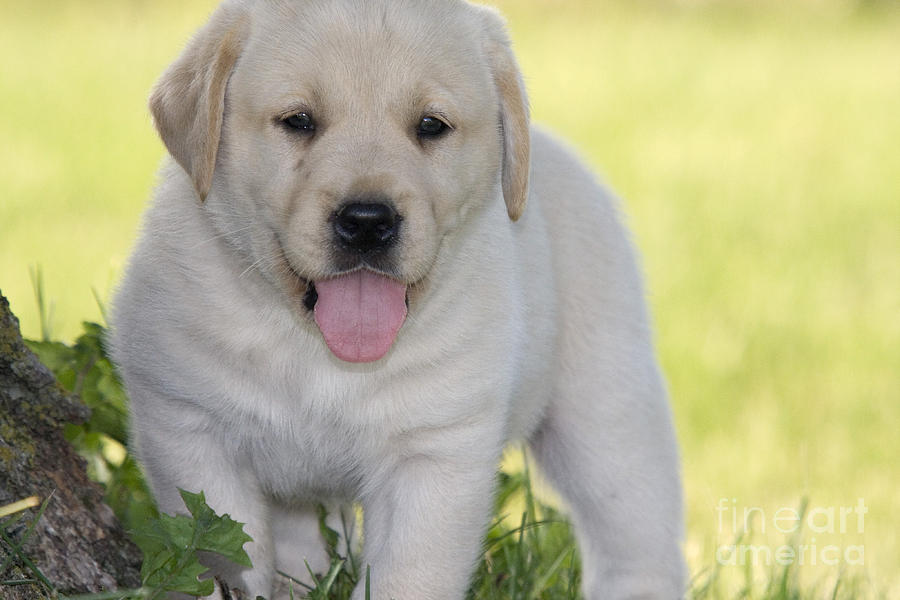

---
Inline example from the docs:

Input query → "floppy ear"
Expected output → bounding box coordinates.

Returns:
[480,9,531,222]
[149,4,248,201]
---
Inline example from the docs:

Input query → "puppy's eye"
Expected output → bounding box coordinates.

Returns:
[417,116,449,138]
[283,112,315,132]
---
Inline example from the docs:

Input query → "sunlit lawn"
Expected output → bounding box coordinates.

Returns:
[1,0,898,597]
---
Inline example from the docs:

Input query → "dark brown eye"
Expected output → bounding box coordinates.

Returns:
[417,116,448,138]
[284,112,315,132]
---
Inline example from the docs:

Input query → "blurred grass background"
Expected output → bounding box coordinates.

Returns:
[1,0,898,596]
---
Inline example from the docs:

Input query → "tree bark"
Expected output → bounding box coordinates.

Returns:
[0,292,142,598]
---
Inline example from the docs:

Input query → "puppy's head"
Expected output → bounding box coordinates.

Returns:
[150,0,530,362]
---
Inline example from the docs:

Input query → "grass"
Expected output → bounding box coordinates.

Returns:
[2,0,899,597]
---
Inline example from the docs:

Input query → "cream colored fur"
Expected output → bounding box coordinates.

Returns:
[110,1,685,598]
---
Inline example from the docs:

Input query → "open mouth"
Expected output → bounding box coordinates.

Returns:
[301,270,409,364]
[275,232,410,364]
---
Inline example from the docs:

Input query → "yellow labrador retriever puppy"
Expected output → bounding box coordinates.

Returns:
[110,0,685,598]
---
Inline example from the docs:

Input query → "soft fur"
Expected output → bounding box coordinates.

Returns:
[110,1,685,598]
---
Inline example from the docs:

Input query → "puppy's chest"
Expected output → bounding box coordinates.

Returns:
[224,363,392,501]
[244,417,366,502]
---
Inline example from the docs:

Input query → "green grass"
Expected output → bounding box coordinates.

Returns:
[2,0,899,597]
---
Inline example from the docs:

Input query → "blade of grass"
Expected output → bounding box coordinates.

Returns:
[527,544,575,600]
[0,526,55,591]
[275,569,314,593]
[507,512,528,599]
[91,287,108,326]
[316,558,346,594]
[303,559,322,594]
[63,588,147,600]
[0,497,40,519]
[0,494,53,580]
[521,449,539,554]
[483,518,562,552]
[340,507,359,578]
[28,264,55,342]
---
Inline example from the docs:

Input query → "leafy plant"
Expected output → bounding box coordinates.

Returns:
[26,320,157,534]
[135,489,252,599]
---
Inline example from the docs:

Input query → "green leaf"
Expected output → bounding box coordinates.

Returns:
[179,489,254,568]
[131,489,253,597]
[25,339,78,389]
[163,561,215,597]
[316,504,340,561]
[28,322,131,447]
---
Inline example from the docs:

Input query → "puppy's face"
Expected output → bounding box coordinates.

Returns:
[220,2,499,286]
[151,0,529,362]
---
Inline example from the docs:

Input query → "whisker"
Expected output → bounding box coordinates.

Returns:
[190,225,255,249]
[239,253,279,279]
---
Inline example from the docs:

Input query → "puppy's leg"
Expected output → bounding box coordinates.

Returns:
[271,503,357,597]
[272,504,329,587]
[134,421,274,598]
[529,360,685,599]
[353,439,500,600]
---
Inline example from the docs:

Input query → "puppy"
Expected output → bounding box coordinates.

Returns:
[110,0,685,598]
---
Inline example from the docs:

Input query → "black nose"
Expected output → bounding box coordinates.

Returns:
[332,202,400,252]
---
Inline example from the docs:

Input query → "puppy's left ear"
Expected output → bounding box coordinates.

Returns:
[149,3,249,201]
[479,8,531,222]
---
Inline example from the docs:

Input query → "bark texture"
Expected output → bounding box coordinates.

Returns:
[0,292,142,598]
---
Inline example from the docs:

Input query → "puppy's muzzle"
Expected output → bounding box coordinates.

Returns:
[332,201,401,254]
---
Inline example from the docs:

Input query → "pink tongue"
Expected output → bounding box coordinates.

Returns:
[313,270,408,363]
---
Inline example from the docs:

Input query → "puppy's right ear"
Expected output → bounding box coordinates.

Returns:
[150,4,248,201]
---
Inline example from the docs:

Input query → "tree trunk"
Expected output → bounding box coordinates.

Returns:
[0,292,142,598]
